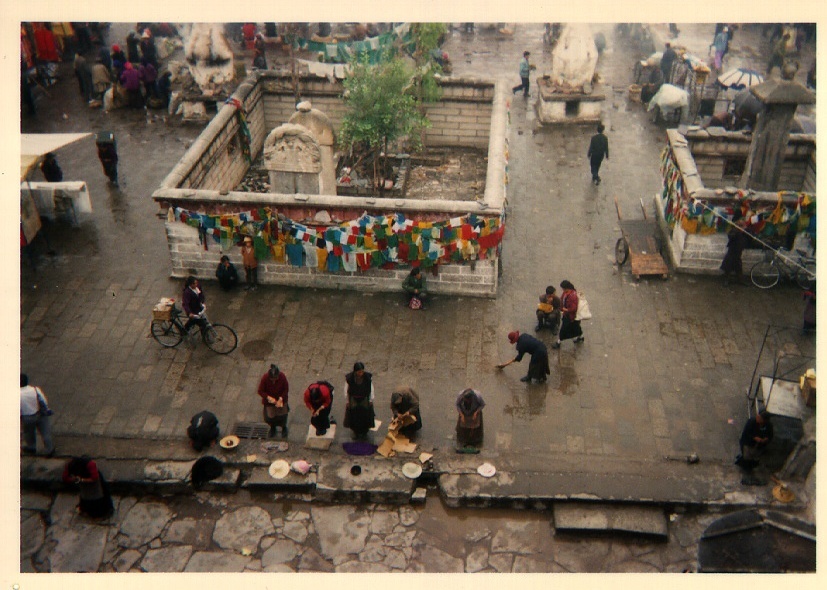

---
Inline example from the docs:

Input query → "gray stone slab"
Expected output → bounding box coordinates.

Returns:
[335,560,392,572]
[261,538,301,567]
[491,520,549,554]
[314,458,413,504]
[49,523,109,572]
[21,512,45,559]
[298,547,335,572]
[119,502,174,548]
[21,490,54,512]
[369,508,400,534]
[241,464,315,490]
[282,520,308,543]
[213,506,275,552]
[412,545,464,573]
[465,546,489,572]
[164,517,215,549]
[184,551,253,572]
[113,549,142,572]
[140,545,193,572]
[554,503,668,537]
[311,505,371,559]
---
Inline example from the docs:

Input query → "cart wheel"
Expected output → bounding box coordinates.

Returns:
[615,238,629,265]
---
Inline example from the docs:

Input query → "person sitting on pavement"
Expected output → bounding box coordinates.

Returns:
[186,410,220,451]
[735,410,773,471]
[536,285,562,333]
[258,364,289,438]
[215,255,239,291]
[402,267,428,309]
[456,388,485,448]
[304,381,335,436]
[62,456,114,518]
[390,385,422,438]
[498,331,551,384]
[182,276,207,334]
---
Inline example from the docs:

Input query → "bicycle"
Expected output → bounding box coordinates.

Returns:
[150,303,238,354]
[750,247,816,290]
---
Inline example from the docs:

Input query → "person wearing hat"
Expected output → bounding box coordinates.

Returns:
[511,51,534,98]
[258,364,289,438]
[390,386,422,438]
[240,236,258,290]
[343,362,375,440]
[304,381,335,436]
[498,331,550,384]
[111,44,127,79]
[456,388,485,447]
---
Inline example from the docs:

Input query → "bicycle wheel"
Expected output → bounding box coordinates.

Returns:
[151,320,184,347]
[750,261,780,289]
[615,238,629,266]
[203,323,238,354]
[795,260,817,290]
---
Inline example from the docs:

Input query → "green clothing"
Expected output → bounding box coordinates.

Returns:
[402,273,427,296]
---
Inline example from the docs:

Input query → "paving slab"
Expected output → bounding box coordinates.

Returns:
[184,551,253,572]
[48,522,109,573]
[553,503,668,538]
[213,505,275,552]
[140,545,193,572]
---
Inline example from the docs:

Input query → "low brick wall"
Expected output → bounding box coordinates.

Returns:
[154,72,508,297]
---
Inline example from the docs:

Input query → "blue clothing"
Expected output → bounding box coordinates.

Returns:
[519,57,530,78]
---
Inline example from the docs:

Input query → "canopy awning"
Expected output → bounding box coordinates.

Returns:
[20,133,93,180]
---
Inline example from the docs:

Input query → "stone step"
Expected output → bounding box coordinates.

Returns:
[553,503,668,538]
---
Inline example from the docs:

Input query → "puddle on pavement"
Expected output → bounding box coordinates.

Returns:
[241,339,274,360]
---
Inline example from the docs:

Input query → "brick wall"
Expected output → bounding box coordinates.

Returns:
[154,73,509,297]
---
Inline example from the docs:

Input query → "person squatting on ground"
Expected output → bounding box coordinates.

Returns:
[186,410,220,451]
[456,388,485,447]
[182,276,207,334]
[215,255,240,291]
[20,373,55,457]
[587,123,609,185]
[552,280,584,348]
[258,364,289,438]
[304,381,335,436]
[499,331,551,384]
[62,456,114,518]
[511,51,533,97]
[735,410,773,471]
[536,285,561,333]
[390,386,422,438]
[241,236,258,290]
[344,362,376,440]
[402,266,428,309]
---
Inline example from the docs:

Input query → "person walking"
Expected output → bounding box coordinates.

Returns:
[511,51,534,98]
[241,236,259,290]
[711,26,730,71]
[20,373,55,457]
[96,131,119,185]
[343,362,376,439]
[62,456,114,518]
[551,280,584,348]
[498,331,551,384]
[587,123,609,185]
[258,364,289,438]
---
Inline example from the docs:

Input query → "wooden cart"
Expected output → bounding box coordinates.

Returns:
[614,197,669,280]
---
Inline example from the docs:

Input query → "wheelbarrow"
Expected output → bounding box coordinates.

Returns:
[614,197,669,280]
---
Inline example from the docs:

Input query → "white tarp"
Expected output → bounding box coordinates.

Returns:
[20,133,93,180]
[21,181,92,221]
[551,24,599,90]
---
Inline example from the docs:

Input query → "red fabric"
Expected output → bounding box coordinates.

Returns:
[34,26,59,61]
[357,253,372,270]
[257,371,289,405]
[561,289,579,321]
[304,382,332,411]
[460,224,473,240]
[62,459,100,483]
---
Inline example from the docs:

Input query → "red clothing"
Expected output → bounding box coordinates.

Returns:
[34,26,60,62]
[560,289,579,321]
[257,372,289,405]
[62,459,100,483]
[304,382,333,411]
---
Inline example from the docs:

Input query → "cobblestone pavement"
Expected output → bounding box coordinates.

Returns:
[22,488,709,573]
[17,22,816,574]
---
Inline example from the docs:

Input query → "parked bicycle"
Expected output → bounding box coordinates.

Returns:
[150,303,238,354]
[750,247,816,290]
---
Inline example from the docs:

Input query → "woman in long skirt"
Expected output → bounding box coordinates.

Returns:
[456,388,485,447]
[551,280,583,348]
[62,456,114,518]
[499,331,550,383]
[343,362,375,439]
[390,386,423,438]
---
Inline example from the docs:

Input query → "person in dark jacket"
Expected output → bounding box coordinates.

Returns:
[139,57,157,99]
[390,386,422,438]
[660,42,678,83]
[186,411,220,451]
[587,122,609,185]
[63,457,114,518]
[182,276,207,333]
[96,133,119,185]
[215,255,239,290]
[257,365,289,437]
[343,362,375,439]
[139,29,158,68]
[40,153,63,182]
[157,71,172,109]
[498,331,551,383]
[126,30,141,64]
[402,267,428,309]
[111,44,127,78]
[736,410,773,471]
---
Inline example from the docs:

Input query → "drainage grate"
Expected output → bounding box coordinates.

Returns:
[233,422,271,439]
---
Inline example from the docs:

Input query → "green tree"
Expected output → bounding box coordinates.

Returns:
[339,54,431,194]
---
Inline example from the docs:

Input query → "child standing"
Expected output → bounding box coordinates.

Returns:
[241,236,258,290]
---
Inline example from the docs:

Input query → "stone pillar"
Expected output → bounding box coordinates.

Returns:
[288,101,337,195]
[263,124,322,194]
[740,75,815,191]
